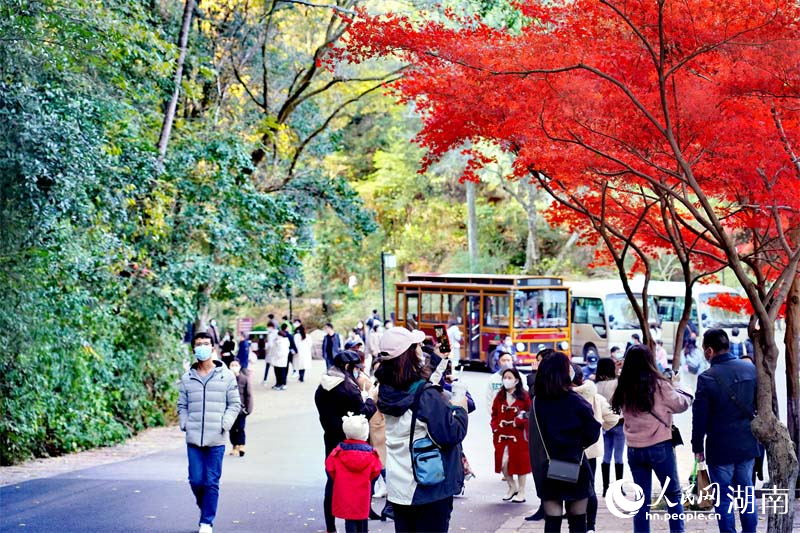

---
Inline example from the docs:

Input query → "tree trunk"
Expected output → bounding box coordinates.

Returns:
[156,0,196,162]
[672,277,694,371]
[465,180,478,271]
[523,182,539,273]
[194,283,211,333]
[752,325,799,532]
[545,233,579,275]
[785,275,800,496]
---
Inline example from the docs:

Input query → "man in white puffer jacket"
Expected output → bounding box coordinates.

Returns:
[572,363,619,533]
[178,332,241,533]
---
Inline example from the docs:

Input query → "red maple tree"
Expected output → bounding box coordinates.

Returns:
[335,1,800,528]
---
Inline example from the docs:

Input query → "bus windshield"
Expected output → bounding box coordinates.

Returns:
[606,293,659,330]
[699,293,749,328]
[513,289,568,328]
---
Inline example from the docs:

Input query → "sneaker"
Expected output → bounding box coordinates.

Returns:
[198,524,212,533]
[271,385,280,390]
[278,385,287,391]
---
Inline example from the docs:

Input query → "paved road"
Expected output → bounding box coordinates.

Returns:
[0,360,530,533]
[1,356,788,533]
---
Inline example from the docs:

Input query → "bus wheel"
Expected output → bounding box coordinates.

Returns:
[582,344,597,360]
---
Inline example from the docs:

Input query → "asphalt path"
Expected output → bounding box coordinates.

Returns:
[0,361,526,533]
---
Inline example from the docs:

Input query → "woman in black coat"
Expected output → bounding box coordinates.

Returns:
[529,352,601,533]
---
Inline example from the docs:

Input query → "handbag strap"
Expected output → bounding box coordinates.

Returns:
[648,409,672,429]
[408,382,430,453]
[532,398,551,462]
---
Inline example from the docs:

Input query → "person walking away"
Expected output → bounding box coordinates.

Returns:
[326,413,383,533]
[595,358,624,497]
[692,329,759,533]
[729,328,746,358]
[177,332,241,533]
[285,322,298,376]
[322,323,342,369]
[682,331,707,394]
[447,320,463,361]
[612,345,692,533]
[271,326,291,391]
[375,327,469,533]
[220,331,236,367]
[486,352,517,415]
[236,331,251,370]
[293,321,312,383]
[528,352,601,533]
[491,367,531,503]
[582,352,599,382]
[316,350,378,533]
[262,323,279,385]
[572,364,619,533]
[228,360,253,457]
[207,319,220,349]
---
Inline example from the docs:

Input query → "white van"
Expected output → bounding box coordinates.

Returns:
[647,281,749,355]
[567,279,661,360]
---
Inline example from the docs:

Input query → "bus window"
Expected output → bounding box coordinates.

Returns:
[445,294,466,325]
[420,293,440,323]
[484,294,510,326]
[573,297,605,326]
[514,289,568,328]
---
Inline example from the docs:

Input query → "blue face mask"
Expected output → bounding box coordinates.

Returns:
[194,345,213,361]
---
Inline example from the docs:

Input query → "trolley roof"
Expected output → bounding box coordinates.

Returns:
[399,273,565,289]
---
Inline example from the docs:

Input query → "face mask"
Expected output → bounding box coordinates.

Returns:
[194,345,213,361]
[293,322,300,328]
[352,369,360,379]
[504,339,512,346]
[502,378,517,390]
[210,320,216,327]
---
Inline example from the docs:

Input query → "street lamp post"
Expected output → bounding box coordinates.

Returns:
[381,252,396,321]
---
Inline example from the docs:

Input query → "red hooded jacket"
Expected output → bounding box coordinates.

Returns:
[325,439,383,520]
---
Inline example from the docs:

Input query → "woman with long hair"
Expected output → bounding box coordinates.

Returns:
[292,320,312,382]
[595,357,624,496]
[491,367,531,503]
[375,327,469,533]
[529,353,600,533]
[611,345,692,533]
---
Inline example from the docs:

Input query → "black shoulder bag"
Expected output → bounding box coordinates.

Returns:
[532,398,583,483]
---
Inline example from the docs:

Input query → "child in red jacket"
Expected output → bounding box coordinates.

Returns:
[325,412,382,533]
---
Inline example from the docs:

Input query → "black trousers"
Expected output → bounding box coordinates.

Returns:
[586,458,597,531]
[324,472,336,532]
[345,519,368,533]
[274,366,288,386]
[392,496,453,533]
[263,362,271,381]
[229,413,246,446]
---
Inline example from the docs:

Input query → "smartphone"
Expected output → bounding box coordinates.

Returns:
[433,324,451,354]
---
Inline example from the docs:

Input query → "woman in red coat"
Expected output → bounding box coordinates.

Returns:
[491,367,532,503]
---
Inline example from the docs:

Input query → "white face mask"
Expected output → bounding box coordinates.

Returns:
[502,378,518,390]
[352,369,360,379]
[504,339,512,346]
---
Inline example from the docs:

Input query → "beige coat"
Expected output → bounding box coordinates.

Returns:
[574,381,620,459]
[359,378,387,465]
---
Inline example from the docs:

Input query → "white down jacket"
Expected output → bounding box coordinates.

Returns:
[573,380,620,459]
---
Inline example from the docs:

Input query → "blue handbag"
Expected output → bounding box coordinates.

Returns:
[409,384,445,486]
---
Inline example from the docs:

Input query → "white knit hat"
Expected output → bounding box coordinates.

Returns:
[341,412,369,442]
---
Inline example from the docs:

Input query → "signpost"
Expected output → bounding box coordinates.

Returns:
[381,252,396,321]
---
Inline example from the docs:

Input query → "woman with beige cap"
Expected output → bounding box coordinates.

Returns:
[373,327,469,533]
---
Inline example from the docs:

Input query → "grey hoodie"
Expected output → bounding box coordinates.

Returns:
[178,360,241,447]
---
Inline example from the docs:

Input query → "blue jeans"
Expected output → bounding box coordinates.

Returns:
[628,440,684,533]
[187,444,225,526]
[603,424,625,463]
[708,459,757,533]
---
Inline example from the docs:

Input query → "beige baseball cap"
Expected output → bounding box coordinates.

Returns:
[379,327,426,359]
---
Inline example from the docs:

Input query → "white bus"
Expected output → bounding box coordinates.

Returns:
[647,281,749,355]
[567,279,661,360]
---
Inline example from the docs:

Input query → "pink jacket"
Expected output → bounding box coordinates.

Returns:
[622,380,692,448]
